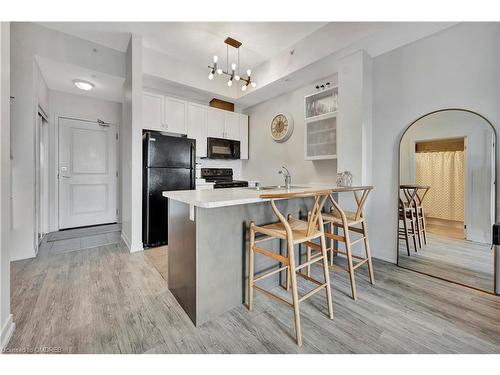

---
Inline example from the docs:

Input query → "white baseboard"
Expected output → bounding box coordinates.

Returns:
[121,231,143,253]
[1,314,15,351]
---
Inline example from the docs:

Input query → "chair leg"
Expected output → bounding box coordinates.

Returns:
[401,214,410,256]
[329,222,334,267]
[344,224,357,300]
[361,221,374,285]
[409,214,418,252]
[306,245,311,277]
[420,208,428,245]
[287,241,302,346]
[414,209,422,248]
[248,222,255,311]
[320,233,334,320]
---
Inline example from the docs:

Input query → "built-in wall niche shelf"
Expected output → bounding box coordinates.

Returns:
[305,86,338,119]
[304,87,338,160]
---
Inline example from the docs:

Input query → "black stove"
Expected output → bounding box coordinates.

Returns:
[201,168,248,189]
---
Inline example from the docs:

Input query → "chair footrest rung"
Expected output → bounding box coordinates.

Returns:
[296,271,323,286]
[350,237,366,246]
[298,283,328,302]
[254,286,292,306]
[305,241,322,252]
[254,235,275,244]
[295,255,324,271]
[253,246,289,264]
[330,250,366,261]
[254,265,288,283]
[352,258,369,270]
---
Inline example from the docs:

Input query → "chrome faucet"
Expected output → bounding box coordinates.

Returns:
[279,166,292,189]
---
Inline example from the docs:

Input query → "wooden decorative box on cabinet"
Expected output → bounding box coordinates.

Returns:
[304,86,338,160]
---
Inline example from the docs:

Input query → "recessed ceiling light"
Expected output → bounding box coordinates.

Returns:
[73,79,94,91]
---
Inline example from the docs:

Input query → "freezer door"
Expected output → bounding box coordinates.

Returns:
[145,132,196,168]
[143,167,193,247]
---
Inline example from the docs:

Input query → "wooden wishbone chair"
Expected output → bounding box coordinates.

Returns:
[320,187,374,300]
[248,189,334,347]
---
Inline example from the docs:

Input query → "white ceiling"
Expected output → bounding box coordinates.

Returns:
[37,22,327,72]
[36,55,125,103]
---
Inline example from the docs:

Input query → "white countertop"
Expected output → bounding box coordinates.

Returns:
[162,184,339,208]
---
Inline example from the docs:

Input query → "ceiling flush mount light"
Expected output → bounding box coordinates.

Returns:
[207,37,256,91]
[73,79,94,91]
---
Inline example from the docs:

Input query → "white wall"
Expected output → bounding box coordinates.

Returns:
[121,35,143,252]
[48,90,122,232]
[400,110,494,243]
[370,22,499,264]
[241,75,338,185]
[9,23,126,261]
[0,22,14,351]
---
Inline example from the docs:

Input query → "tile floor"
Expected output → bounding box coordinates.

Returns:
[40,226,122,256]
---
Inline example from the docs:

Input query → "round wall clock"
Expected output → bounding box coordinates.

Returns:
[270,113,294,142]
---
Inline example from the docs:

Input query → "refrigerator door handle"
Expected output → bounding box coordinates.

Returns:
[190,142,196,189]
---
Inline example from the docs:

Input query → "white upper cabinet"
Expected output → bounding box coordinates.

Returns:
[239,114,249,160]
[142,92,164,130]
[224,112,240,141]
[142,90,249,159]
[207,108,225,138]
[165,97,187,135]
[187,103,208,158]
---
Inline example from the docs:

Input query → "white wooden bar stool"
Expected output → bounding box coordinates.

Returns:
[248,190,334,346]
[320,187,374,300]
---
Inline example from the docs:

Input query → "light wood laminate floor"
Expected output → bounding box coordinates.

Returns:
[8,240,500,353]
[399,232,494,292]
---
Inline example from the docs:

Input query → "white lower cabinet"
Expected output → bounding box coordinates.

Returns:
[187,103,207,158]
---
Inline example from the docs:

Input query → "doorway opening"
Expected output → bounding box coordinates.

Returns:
[35,109,49,254]
[415,137,466,240]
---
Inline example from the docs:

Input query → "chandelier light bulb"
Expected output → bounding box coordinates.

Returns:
[231,63,236,71]
[213,55,218,63]
[235,75,240,81]
[208,72,214,80]
[217,68,223,75]
[251,82,256,88]
[227,80,233,87]
[241,84,247,91]
[246,69,251,77]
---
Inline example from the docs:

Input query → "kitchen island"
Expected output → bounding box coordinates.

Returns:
[162,185,351,326]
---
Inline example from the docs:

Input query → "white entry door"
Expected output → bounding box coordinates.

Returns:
[58,118,118,229]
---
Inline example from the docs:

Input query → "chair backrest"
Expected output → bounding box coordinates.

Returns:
[328,186,373,222]
[260,189,332,238]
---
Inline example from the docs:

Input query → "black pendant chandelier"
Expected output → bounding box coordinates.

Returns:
[208,37,256,91]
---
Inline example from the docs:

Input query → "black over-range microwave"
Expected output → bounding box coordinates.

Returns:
[205,137,240,159]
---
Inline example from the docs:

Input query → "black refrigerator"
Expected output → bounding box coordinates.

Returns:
[143,131,196,248]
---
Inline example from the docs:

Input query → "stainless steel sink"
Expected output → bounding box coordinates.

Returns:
[245,185,310,191]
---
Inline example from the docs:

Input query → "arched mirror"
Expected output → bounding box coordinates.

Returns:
[398,109,496,293]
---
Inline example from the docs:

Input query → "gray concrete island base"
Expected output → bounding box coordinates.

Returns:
[168,198,314,326]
